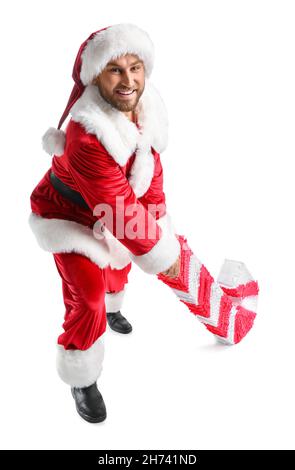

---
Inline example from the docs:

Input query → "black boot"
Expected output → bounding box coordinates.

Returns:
[71,382,107,423]
[106,310,133,334]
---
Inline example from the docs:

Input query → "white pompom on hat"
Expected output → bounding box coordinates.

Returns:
[42,23,155,156]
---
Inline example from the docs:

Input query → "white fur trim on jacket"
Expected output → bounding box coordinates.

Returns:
[80,23,154,85]
[42,79,168,199]
[103,212,177,270]
[156,211,178,237]
[105,289,126,313]
[56,334,105,387]
[129,232,180,275]
[129,213,181,275]
[28,211,178,272]
[28,212,130,269]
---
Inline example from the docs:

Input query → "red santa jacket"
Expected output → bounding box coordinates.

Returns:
[29,80,180,274]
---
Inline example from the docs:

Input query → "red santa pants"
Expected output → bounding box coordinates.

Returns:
[52,252,132,387]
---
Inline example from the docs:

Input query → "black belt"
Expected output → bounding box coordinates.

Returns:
[50,170,89,210]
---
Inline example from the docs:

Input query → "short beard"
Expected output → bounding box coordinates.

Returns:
[97,83,144,113]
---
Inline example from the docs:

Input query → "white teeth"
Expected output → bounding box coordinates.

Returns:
[117,90,134,95]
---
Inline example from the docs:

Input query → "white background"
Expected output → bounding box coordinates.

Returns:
[1,0,294,450]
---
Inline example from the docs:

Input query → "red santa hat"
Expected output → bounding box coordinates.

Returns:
[42,23,155,156]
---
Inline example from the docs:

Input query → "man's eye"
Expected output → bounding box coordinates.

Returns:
[110,66,141,73]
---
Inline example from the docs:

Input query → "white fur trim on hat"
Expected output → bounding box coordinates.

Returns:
[56,334,105,387]
[42,127,66,156]
[80,23,154,85]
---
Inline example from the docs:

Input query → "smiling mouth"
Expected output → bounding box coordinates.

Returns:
[115,90,136,97]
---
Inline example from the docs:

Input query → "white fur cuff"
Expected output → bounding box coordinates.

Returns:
[56,334,105,388]
[105,289,126,312]
[130,230,181,275]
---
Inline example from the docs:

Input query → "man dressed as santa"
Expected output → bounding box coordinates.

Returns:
[28,23,181,423]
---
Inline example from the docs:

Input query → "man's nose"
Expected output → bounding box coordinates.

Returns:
[120,70,135,87]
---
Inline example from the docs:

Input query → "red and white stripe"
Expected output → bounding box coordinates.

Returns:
[157,235,259,345]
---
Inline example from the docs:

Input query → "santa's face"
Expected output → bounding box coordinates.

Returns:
[92,53,145,117]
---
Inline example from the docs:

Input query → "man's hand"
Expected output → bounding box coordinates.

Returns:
[160,255,181,278]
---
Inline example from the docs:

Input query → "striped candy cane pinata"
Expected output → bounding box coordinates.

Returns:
[157,235,259,345]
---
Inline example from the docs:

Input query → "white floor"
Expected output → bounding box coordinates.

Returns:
[1,247,294,450]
